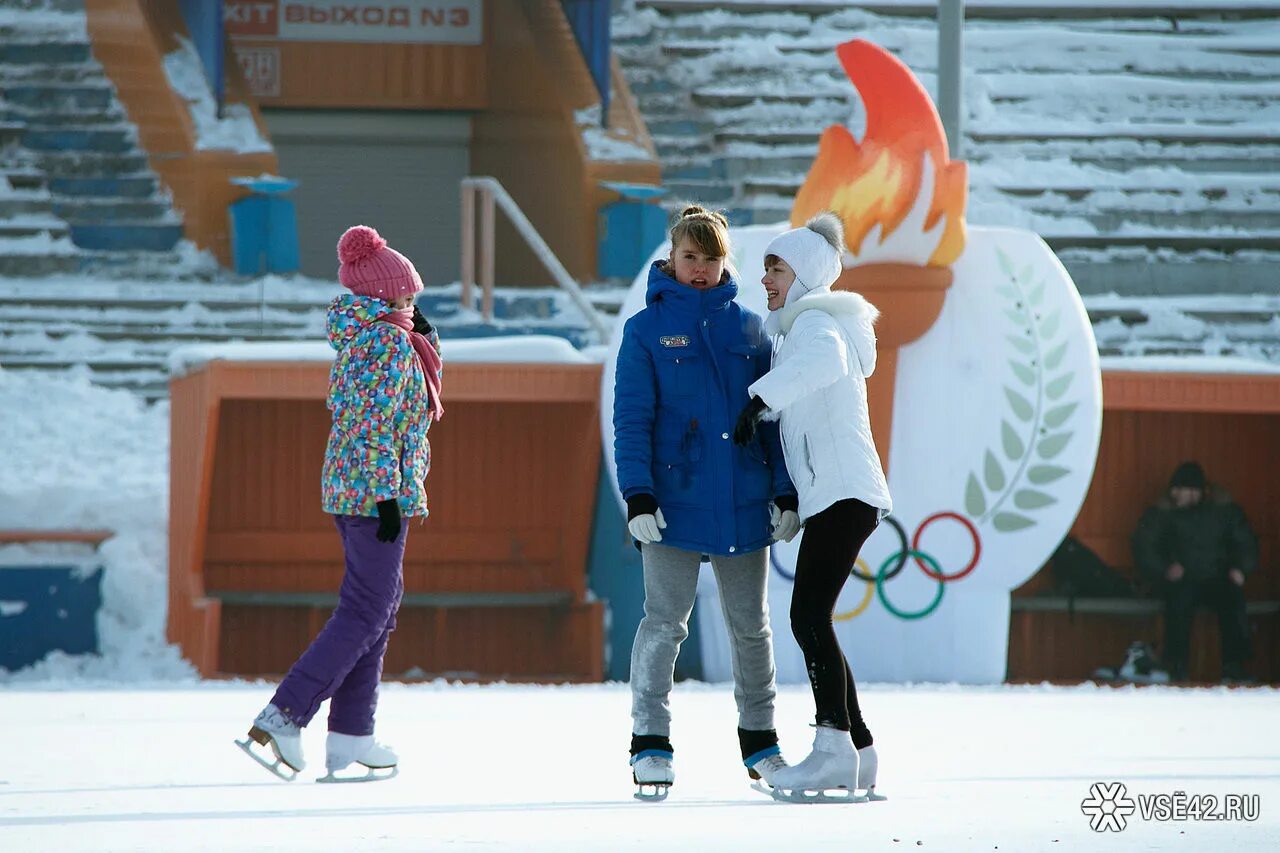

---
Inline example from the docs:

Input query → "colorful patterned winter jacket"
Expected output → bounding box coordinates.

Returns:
[321,293,440,518]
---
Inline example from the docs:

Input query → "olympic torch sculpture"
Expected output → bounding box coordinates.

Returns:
[602,39,1104,683]
[791,39,968,475]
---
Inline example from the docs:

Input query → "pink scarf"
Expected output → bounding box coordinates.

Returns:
[382,308,444,421]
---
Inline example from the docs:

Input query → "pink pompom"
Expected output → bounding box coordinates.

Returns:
[337,225,386,264]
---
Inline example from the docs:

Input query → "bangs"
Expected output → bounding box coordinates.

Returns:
[672,218,730,258]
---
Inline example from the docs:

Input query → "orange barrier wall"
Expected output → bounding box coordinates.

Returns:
[85,0,279,266]
[168,360,605,682]
[1008,370,1280,684]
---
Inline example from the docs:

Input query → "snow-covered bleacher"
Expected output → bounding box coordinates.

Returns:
[614,0,1280,359]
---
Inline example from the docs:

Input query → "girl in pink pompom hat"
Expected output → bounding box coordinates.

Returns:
[239,224,442,782]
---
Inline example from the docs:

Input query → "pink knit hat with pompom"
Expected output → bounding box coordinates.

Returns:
[336,225,423,301]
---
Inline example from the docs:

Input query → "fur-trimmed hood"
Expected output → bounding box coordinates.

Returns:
[765,289,880,377]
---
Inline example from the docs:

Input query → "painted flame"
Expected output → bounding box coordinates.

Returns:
[791,40,968,268]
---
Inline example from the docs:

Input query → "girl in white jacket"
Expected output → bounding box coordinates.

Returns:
[732,212,891,802]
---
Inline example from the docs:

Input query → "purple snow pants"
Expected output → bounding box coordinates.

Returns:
[270,514,405,735]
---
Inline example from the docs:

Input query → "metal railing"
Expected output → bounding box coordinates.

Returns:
[460,176,611,343]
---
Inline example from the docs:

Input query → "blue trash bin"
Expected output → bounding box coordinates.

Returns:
[598,182,668,280]
[229,175,301,276]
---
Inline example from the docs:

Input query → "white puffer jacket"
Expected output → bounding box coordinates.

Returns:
[748,289,892,522]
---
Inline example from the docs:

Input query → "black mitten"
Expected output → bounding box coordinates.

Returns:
[733,396,769,446]
[411,306,433,336]
[375,498,401,543]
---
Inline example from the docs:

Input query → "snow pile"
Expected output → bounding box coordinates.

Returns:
[169,334,593,376]
[162,35,272,154]
[575,105,655,162]
[0,368,195,683]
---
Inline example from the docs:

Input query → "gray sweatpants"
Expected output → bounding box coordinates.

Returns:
[630,541,777,737]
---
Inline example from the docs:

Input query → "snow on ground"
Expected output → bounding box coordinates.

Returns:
[0,369,191,683]
[0,682,1276,851]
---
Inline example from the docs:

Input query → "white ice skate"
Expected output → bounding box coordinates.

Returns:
[631,752,674,801]
[746,747,789,796]
[769,726,866,804]
[236,704,305,782]
[318,732,400,783]
[858,744,886,801]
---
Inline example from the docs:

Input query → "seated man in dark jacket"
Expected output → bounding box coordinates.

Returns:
[1132,461,1259,682]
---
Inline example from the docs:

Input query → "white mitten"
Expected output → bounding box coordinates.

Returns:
[771,504,801,543]
[628,508,667,544]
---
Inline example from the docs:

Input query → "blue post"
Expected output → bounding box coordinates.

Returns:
[178,0,225,117]
[561,0,612,125]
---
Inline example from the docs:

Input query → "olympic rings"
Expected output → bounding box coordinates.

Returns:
[767,509,985,621]
[850,514,908,582]
[769,551,875,625]
[875,549,946,620]
[911,511,981,582]
[833,559,875,621]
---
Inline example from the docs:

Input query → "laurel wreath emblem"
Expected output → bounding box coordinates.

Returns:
[963,248,1080,531]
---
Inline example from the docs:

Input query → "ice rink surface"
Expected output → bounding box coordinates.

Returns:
[1,682,1277,852]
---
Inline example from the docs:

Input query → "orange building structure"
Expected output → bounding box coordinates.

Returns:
[81,0,658,281]
[167,358,604,682]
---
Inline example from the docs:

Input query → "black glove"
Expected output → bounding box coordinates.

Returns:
[411,305,433,336]
[375,498,401,543]
[733,396,769,446]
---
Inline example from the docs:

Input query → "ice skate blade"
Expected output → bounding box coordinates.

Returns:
[235,737,299,782]
[633,784,670,802]
[750,780,775,798]
[317,765,399,784]
[771,785,867,804]
[632,776,671,802]
[863,785,887,802]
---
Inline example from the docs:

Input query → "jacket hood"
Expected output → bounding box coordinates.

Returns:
[644,260,738,315]
[327,293,394,351]
[767,289,880,377]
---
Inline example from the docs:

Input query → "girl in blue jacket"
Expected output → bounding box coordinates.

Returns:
[614,205,798,797]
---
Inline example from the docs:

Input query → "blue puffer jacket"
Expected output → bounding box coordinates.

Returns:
[614,261,795,556]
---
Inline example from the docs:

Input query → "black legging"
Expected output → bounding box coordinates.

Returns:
[790,498,880,748]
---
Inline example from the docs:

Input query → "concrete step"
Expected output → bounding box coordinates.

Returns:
[0,196,52,218]
[69,221,183,252]
[0,252,80,276]
[0,82,114,111]
[2,106,128,127]
[0,216,67,238]
[25,149,150,176]
[1058,248,1280,296]
[2,167,45,190]
[662,179,735,204]
[21,125,134,153]
[76,250,221,282]
[0,42,91,65]
[0,62,106,85]
[53,196,172,223]
[48,174,158,198]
